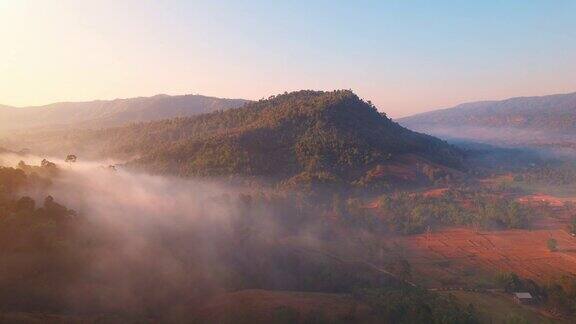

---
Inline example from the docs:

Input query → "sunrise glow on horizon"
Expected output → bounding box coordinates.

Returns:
[1,0,575,117]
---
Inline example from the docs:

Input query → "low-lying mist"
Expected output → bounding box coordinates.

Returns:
[410,125,576,160]
[410,125,558,144]
[0,153,363,320]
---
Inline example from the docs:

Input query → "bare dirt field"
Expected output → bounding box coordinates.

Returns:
[517,193,576,208]
[398,226,576,286]
[479,173,514,185]
[421,187,449,198]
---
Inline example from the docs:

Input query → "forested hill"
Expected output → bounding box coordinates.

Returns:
[0,94,248,133]
[4,90,464,186]
[399,91,576,133]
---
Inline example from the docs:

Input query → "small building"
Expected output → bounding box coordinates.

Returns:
[513,292,534,305]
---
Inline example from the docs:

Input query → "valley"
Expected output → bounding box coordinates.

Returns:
[2,90,576,323]
[3,2,575,322]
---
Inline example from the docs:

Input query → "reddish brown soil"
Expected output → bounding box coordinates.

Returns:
[422,188,449,198]
[479,173,514,184]
[398,227,576,285]
[517,194,566,207]
[532,211,574,230]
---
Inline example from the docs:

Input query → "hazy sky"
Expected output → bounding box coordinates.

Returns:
[1,0,575,117]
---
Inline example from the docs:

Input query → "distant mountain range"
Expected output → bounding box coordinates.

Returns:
[3,90,463,187]
[401,91,576,131]
[0,94,249,133]
[400,92,576,141]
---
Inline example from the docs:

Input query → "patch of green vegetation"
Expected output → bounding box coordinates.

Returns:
[440,291,554,324]
[356,287,478,323]
[512,180,576,198]
[354,186,536,234]
[547,238,558,252]
[511,160,576,197]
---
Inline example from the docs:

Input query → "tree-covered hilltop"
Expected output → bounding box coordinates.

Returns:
[4,90,464,186]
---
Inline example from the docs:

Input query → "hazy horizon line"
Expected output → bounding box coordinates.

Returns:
[2,88,575,119]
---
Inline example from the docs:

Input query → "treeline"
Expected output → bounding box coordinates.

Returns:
[515,160,576,186]
[0,167,82,312]
[354,287,477,324]
[338,186,534,234]
[497,272,576,317]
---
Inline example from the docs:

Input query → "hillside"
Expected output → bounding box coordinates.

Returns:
[192,289,375,323]
[400,92,576,139]
[0,94,248,133]
[2,90,464,187]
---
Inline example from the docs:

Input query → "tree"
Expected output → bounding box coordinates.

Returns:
[17,160,30,172]
[41,159,56,168]
[65,154,77,167]
[387,256,412,282]
[16,196,35,213]
[504,314,530,324]
[331,193,344,217]
[496,272,522,292]
[547,238,558,252]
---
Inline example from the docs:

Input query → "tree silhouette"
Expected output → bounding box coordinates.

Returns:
[65,154,77,167]
[547,238,558,252]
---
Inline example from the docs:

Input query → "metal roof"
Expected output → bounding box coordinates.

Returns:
[514,292,533,299]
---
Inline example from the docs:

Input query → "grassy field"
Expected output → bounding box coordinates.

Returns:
[441,291,558,324]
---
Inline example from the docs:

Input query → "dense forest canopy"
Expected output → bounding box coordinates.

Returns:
[2,90,464,188]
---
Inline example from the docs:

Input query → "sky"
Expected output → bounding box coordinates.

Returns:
[0,0,575,117]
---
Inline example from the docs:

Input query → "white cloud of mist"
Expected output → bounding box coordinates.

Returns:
[0,152,47,168]
[0,153,410,321]
[410,125,554,144]
[0,153,290,318]
[409,125,576,159]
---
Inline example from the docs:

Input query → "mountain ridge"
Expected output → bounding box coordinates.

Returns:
[2,90,464,187]
[0,93,249,133]
[400,91,576,133]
